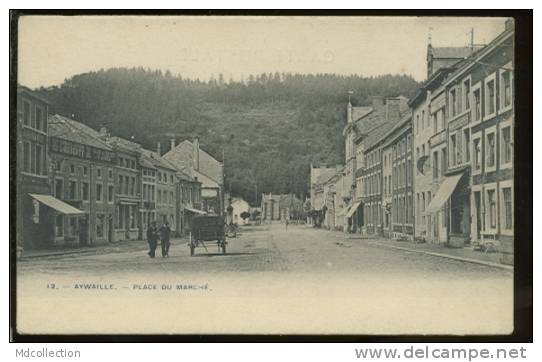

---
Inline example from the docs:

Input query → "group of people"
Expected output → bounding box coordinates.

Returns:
[146,221,171,258]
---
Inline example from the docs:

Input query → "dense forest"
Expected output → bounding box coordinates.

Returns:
[36,68,420,205]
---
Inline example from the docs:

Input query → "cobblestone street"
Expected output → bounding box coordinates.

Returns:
[16,224,513,335]
[18,223,512,278]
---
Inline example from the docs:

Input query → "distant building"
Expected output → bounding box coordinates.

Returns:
[164,137,223,215]
[382,111,414,239]
[261,193,303,223]
[231,198,250,225]
[352,96,409,235]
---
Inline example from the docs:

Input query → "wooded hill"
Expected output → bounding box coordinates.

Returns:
[36,68,420,205]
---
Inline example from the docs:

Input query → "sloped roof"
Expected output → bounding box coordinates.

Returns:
[48,114,112,151]
[194,170,219,189]
[141,148,177,172]
[351,106,373,122]
[315,167,338,186]
[430,46,480,59]
[163,140,222,184]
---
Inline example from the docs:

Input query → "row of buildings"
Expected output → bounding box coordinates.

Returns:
[310,20,514,264]
[16,87,224,251]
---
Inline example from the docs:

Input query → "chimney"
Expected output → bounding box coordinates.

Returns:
[385,97,401,122]
[157,142,161,156]
[193,137,200,172]
[369,96,385,110]
[170,138,176,151]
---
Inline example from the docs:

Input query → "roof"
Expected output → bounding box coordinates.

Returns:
[106,136,141,154]
[194,170,219,189]
[163,140,223,185]
[141,148,177,172]
[314,167,338,186]
[48,114,112,151]
[351,106,373,122]
[429,46,480,59]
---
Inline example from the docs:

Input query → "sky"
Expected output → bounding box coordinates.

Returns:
[17,15,507,88]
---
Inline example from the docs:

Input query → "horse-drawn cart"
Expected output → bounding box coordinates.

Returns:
[189,215,227,256]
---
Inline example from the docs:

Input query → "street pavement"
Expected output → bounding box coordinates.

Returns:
[17,223,512,278]
[16,224,513,335]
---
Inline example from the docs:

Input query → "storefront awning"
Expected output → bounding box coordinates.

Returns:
[345,201,362,218]
[184,207,207,215]
[424,173,463,214]
[29,194,85,215]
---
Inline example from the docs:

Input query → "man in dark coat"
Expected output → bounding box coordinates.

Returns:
[160,222,172,258]
[147,221,158,258]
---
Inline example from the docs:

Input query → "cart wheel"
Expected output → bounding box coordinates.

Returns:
[221,241,226,254]
[190,242,195,256]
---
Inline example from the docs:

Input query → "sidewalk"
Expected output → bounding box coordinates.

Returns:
[19,237,189,260]
[332,230,512,271]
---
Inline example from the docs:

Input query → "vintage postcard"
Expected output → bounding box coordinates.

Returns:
[12,13,521,337]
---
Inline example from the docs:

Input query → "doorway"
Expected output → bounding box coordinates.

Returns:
[474,191,482,241]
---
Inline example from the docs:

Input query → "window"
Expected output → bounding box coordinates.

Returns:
[124,175,129,195]
[82,182,89,201]
[464,79,471,110]
[441,148,447,174]
[450,89,457,117]
[501,126,513,166]
[158,190,162,203]
[108,185,114,202]
[70,164,75,174]
[450,134,457,166]
[96,183,103,202]
[486,132,496,169]
[422,110,425,130]
[473,137,481,171]
[485,75,496,118]
[69,181,77,200]
[96,167,101,178]
[473,88,481,122]
[55,178,64,198]
[456,130,463,165]
[487,189,496,229]
[118,175,123,194]
[502,187,513,230]
[130,177,135,195]
[464,128,471,162]
[23,101,31,126]
[170,191,174,205]
[416,115,419,134]
[500,67,512,110]
[23,141,31,172]
[109,169,113,180]
[433,151,439,180]
[35,106,43,131]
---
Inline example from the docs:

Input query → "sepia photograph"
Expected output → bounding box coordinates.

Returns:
[10,11,531,340]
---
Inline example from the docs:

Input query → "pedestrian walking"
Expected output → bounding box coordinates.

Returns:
[285,218,289,230]
[160,221,171,258]
[147,221,158,258]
